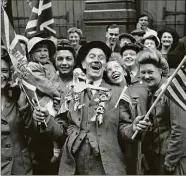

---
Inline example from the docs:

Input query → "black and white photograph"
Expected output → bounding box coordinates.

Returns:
[1,0,186,175]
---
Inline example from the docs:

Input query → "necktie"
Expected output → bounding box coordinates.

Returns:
[87,81,93,99]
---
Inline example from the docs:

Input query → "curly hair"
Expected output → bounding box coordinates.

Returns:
[138,49,169,77]
[67,27,83,38]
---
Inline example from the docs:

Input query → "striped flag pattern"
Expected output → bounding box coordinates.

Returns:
[25,0,56,39]
[163,62,186,111]
[115,86,132,108]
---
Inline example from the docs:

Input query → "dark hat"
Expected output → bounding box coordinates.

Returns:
[157,28,179,50]
[120,43,140,55]
[131,29,145,36]
[142,35,160,48]
[119,33,136,43]
[76,41,112,67]
[56,39,76,58]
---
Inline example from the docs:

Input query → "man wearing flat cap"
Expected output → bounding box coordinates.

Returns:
[33,41,151,175]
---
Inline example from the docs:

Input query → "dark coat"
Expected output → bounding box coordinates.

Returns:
[143,77,186,171]
[55,81,131,175]
[122,83,148,174]
[1,98,36,175]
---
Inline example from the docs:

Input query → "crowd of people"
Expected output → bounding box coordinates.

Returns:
[1,13,186,175]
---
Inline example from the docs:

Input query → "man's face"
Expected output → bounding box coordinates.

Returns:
[106,28,119,46]
[106,61,125,84]
[122,49,137,68]
[140,63,162,89]
[68,32,80,47]
[1,59,10,89]
[144,39,156,49]
[138,16,149,30]
[55,50,75,76]
[31,44,49,64]
[120,38,132,48]
[82,48,107,81]
[161,32,173,47]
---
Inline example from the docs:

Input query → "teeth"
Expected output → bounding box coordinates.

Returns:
[112,73,120,79]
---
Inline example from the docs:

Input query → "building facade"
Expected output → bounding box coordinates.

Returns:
[11,0,186,40]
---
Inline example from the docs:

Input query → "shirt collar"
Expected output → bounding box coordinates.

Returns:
[86,79,102,87]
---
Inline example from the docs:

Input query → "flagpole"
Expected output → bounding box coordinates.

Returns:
[132,55,186,140]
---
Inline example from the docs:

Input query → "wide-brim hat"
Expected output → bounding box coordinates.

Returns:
[120,43,140,55]
[28,37,56,57]
[119,33,136,43]
[131,29,146,36]
[76,41,112,67]
[142,35,160,48]
[157,28,179,50]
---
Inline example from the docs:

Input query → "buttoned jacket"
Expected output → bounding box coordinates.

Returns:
[55,81,132,175]
[1,98,36,175]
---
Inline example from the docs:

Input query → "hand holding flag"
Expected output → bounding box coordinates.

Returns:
[132,55,186,140]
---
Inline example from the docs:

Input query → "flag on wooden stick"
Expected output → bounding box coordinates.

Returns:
[162,57,186,111]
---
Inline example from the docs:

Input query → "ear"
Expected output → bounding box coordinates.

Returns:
[106,31,108,38]
[82,60,86,69]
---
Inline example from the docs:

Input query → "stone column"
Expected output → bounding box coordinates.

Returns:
[83,0,136,41]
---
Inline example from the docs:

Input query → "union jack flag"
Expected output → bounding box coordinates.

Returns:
[163,59,186,111]
[25,0,56,40]
[1,6,28,73]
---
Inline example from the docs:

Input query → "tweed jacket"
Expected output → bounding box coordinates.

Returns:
[53,81,135,175]
[1,98,36,175]
[143,77,186,168]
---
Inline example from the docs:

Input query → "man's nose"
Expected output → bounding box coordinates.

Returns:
[144,73,150,79]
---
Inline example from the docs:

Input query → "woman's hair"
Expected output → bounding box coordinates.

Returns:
[1,56,21,101]
[157,28,179,51]
[104,52,131,85]
[138,49,169,77]
[67,27,83,38]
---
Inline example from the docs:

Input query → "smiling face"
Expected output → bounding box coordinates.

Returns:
[31,44,49,64]
[140,63,162,89]
[138,16,149,30]
[106,28,119,46]
[82,48,107,81]
[106,61,125,84]
[161,32,173,47]
[55,50,75,76]
[68,32,81,47]
[122,49,137,69]
[1,59,10,89]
